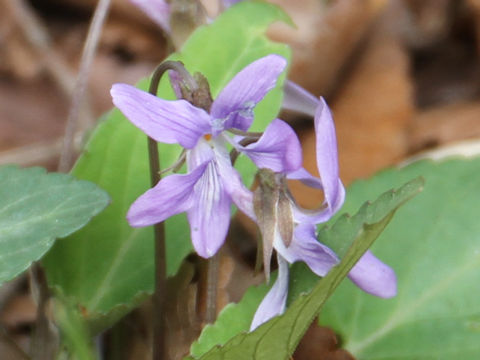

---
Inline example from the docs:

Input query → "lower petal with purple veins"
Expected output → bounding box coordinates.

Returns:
[187,160,232,258]
[214,138,256,220]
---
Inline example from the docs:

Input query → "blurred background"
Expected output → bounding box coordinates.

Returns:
[1,0,480,358]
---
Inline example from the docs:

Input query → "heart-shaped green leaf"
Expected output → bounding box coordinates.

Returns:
[320,158,480,359]
[0,165,109,285]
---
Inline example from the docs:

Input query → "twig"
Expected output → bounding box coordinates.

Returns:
[0,275,26,311]
[4,0,79,98]
[58,0,112,172]
[0,135,83,167]
[147,135,167,360]
[0,327,31,360]
[148,65,168,360]
[29,264,57,360]
[205,253,219,323]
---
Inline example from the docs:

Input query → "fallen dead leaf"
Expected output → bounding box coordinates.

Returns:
[269,0,388,97]
[409,101,480,153]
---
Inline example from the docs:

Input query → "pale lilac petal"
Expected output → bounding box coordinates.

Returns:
[293,205,331,225]
[250,255,289,331]
[239,119,302,173]
[111,84,211,149]
[210,54,287,133]
[287,167,323,189]
[187,138,215,169]
[127,161,209,227]
[282,80,319,117]
[315,98,346,216]
[131,0,171,33]
[211,136,256,219]
[348,250,397,298]
[223,0,242,7]
[286,97,345,225]
[274,223,338,276]
[187,159,231,258]
[168,70,183,99]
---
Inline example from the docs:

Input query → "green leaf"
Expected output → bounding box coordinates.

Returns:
[188,178,423,359]
[43,1,291,332]
[319,158,480,359]
[0,165,109,286]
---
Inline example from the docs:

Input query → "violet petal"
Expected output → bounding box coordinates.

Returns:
[187,159,232,258]
[348,250,397,298]
[250,255,289,331]
[130,0,171,33]
[111,84,211,149]
[240,119,302,173]
[282,80,319,117]
[223,0,243,7]
[127,161,209,227]
[213,136,256,220]
[275,222,339,277]
[210,54,287,133]
[314,97,346,216]
[287,167,323,189]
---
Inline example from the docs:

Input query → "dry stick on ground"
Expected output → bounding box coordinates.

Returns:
[4,0,83,102]
[0,275,26,311]
[2,0,94,167]
[58,0,112,172]
[0,135,83,167]
[29,264,57,360]
[0,327,31,360]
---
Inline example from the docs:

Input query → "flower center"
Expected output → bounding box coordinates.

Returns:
[204,134,212,141]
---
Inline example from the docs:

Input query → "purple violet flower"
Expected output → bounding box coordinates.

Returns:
[130,0,171,33]
[130,0,243,33]
[249,95,397,331]
[111,54,300,258]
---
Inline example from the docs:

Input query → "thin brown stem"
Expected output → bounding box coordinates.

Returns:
[0,327,31,360]
[146,62,193,360]
[159,149,186,176]
[58,0,112,172]
[29,264,57,360]
[147,135,167,360]
[5,0,78,96]
[204,253,219,323]
[229,136,262,164]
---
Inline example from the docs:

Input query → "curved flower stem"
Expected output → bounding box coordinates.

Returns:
[147,60,199,360]
[58,0,112,172]
[147,136,166,360]
[149,61,198,95]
